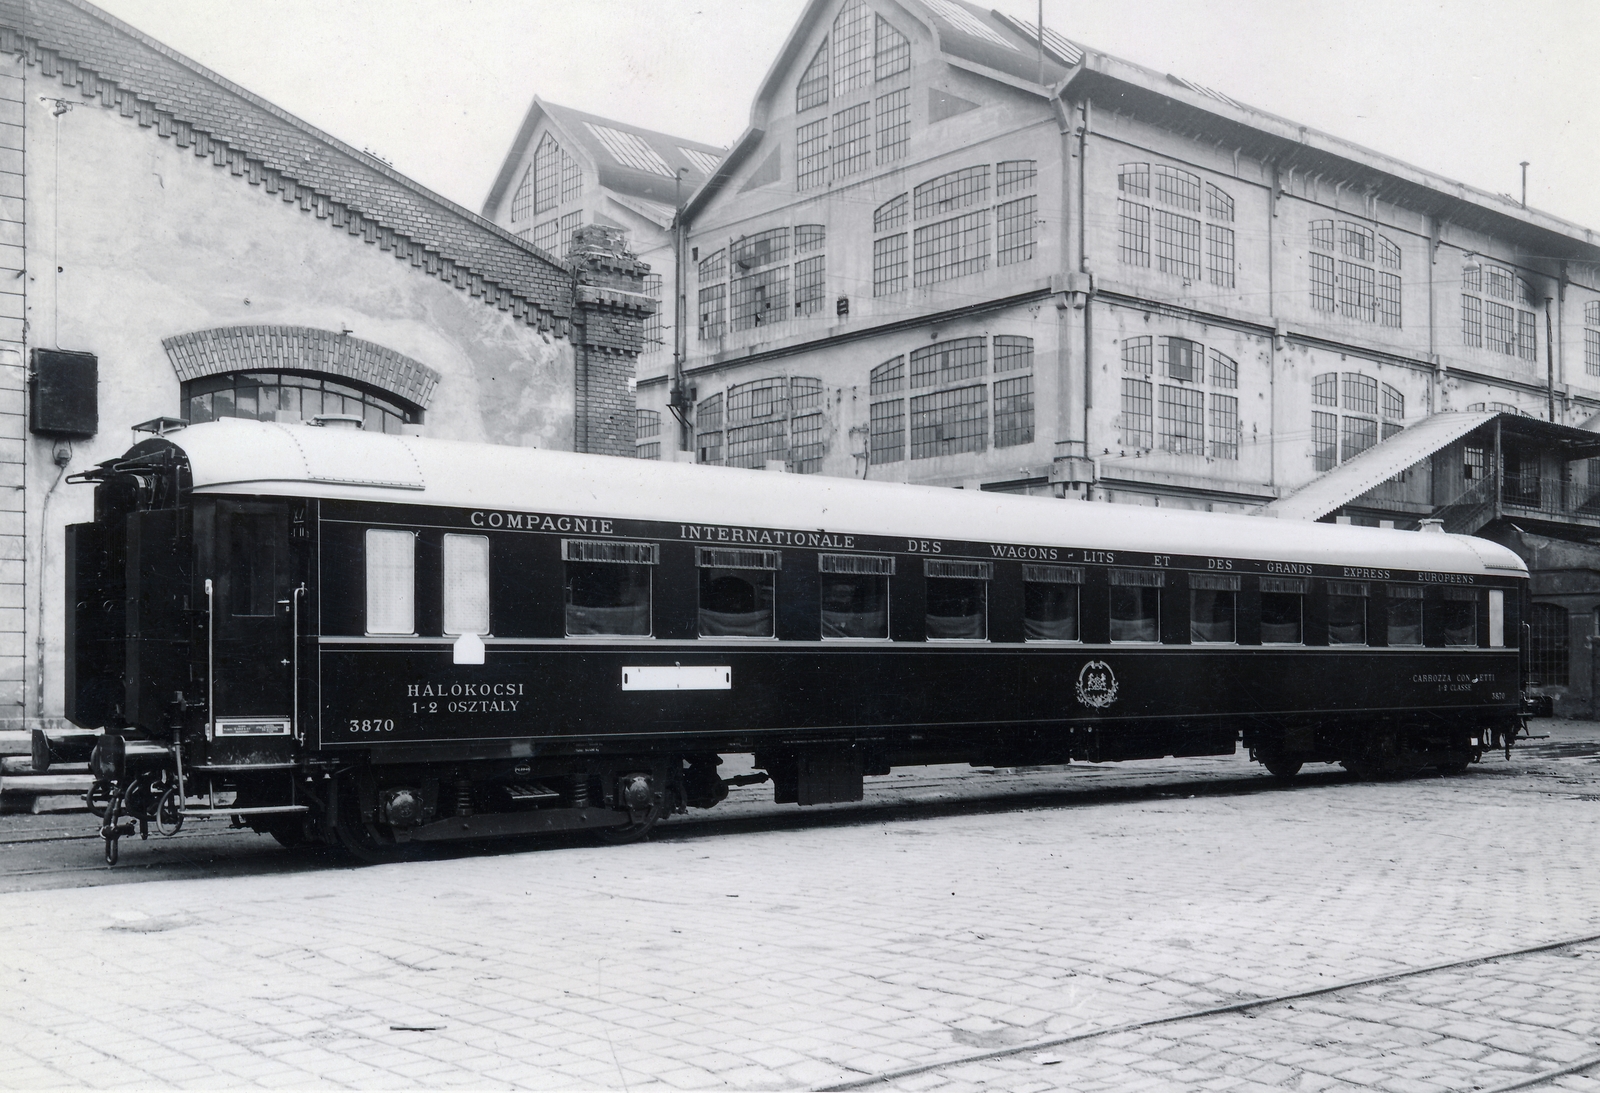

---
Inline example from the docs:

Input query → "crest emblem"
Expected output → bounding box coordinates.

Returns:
[1075,660,1119,708]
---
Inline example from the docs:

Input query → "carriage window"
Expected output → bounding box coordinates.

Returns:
[1435,587,1478,646]
[563,539,657,637]
[1190,573,1238,643]
[365,529,416,635]
[228,513,279,617]
[698,548,780,638]
[1387,584,1423,646]
[1260,577,1306,644]
[1488,589,1505,648]
[925,559,992,640]
[442,534,490,635]
[1023,564,1082,641]
[1109,569,1163,642]
[819,553,892,639]
[1327,580,1369,645]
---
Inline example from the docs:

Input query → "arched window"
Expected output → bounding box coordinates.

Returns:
[1118,163,1235,288]
[1528,603,1569,686]
[1308,220,1402,327]
[1115,336,1239,459]
[183,372,420,435]
[1461,261,1538,361]
[705,376,828,473]
[1311,371,1405,471]
[515,132,583,251]
[795,4,914,187]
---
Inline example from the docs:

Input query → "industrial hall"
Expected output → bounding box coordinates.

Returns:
[0,0,653,735]
[579,0,1600,716]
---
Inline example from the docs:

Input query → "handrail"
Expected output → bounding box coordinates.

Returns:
[204,578,214,742]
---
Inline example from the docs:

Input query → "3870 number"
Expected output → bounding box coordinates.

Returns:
[347,719,395,733]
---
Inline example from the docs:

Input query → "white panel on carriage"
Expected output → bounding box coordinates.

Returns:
[173,418,424,491]
[170,420,1526,579]
[620,665,732,691]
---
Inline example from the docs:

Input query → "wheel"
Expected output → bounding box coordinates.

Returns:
[1258,751,1303,783]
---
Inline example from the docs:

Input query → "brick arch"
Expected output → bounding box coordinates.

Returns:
[161,325,441,409]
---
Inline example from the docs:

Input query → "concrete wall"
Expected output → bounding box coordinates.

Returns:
[22,85,575,722]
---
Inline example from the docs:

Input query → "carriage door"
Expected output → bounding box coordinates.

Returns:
[211,501,295,731]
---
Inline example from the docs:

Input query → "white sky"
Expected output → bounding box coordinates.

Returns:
[90,0,1600,229]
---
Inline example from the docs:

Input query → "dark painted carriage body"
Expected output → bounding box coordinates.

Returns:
[61,420,1528,855]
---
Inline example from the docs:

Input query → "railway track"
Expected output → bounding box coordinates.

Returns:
[819,930,1600,1092]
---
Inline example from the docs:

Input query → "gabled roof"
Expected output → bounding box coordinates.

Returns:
[484,97,726,218]
[12,0,575,331]
[687,0,1600,262]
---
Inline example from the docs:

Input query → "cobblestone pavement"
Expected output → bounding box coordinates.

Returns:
[2,724,1600,1091]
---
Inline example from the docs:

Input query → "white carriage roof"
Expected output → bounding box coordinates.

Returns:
[166,420,1525,577]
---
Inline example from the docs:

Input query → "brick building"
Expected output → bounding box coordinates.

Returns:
[0,0,647,729]
[481,99,725,458]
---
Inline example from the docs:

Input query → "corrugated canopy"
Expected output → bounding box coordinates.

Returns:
[1260,412,1497,521]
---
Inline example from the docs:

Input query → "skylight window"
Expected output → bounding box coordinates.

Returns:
[584,123,673,177]
[679,147,724,176]
[920,0,1016,51]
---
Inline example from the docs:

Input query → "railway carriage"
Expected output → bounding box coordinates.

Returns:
[49,418,1528,862]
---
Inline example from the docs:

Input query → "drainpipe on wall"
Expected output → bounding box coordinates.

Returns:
[1546,296,1557,423]
[668,168,691,452]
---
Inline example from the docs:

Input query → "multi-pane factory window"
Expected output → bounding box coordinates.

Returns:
[1311,371,1405,469]
[1152,209,1201,281]
[871,356,905,394]
[1209,394,1239,460]
[832,0,873,96]
[641,273,664,347]
[1209,349,1238,389]
[795,224,826,253]
[1118,201,1151,267]
[1162,337,1204,383]
[914,166,989,219]
[870,356,906,464]
[994,375,1034,448]
[876,88,910,164]
[532,219,561,254]
[832,103,873,179]
[730,268,789,331]
[1338,261,1377,323]
[791,411,826,474]
[797,42,829,112]
[1312,411,1338,472]
[874,15,910,80]
[1158,385,1205,455]
[1122,335,1153,375]
[695,393,723,465]
[873,234,907,296]
[698,284,726,341]
[1310,219,1402,325]
[1461,294,1483,347]
[1119,162,1232,284]
[511,167,534,224]
[870,399,905,465]
[1517,311,1538,362]
[1486,301,1517,356]
[994,335,1033,373]
[533,134,563,216]
[1206,224,1235,288]
[797,119,829,190]
[636,409,662,461]
[1528,603,1569,686]
[996,197,1036,266]
[1205,182,1233,222]
[1586,301,1600,376]
[913,211,989,286]
[1342,415,1377,462]
[910,384,987,459]
[1309,253,1336,312]
[1154,165,1201,211]
[1120,379,1153,449]
[794,256,826,316]
[561,150,582,203]
[558,211,583,252]
[875,194,908,232]
[911,337,986,387]
[997,160,1037,197]
[733,227,791,270]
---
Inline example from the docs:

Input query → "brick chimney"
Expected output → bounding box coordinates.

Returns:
[568,224,655,457]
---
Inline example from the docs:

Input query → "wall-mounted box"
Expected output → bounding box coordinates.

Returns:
[29,349,97,438]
